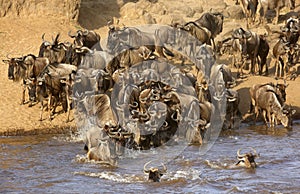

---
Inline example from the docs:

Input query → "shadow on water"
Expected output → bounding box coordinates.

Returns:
[248,124,293,136]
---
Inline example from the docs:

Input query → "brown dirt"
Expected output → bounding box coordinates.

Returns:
[0,0,300,135]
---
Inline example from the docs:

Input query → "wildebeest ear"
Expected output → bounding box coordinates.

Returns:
[2,60,10,64]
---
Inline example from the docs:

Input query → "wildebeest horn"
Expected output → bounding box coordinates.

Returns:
[68,30,76,38]
[100,69,110,76]
[129,101,139,109]
[237,148,247,158]
[75,46,93,54]
[82,29,89,36]
[160,163,167,173]
[144,160,152,173]
[250,147,258,156]
[171,109,181,121]
[52,33,60,45]
[6,53,11,59]
[42,33,46,42]
[163,121,168,127]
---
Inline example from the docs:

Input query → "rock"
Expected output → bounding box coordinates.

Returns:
[142,12,156,24]
[203,0,227,12]
[226,5,244,20]
[0,0,81,21]
[120,2,141,19]
[149,2,167,15]
[156,14,185,25]
[193,5,204,14]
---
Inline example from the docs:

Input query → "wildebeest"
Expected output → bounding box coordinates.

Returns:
[76,93,118,127]
[249,82,288,116]
[3,54,49,105]
[143,161,167,182]
[73,68,113,98]
[107,25,155,54]
[106,46,155,75]
[68,29,102,51]
[194,11,224,49]
[255,86,290,127]
[232,28,269,76]
[35,63,77,121]
[175,22,212,45]
[280,17,300,45]
[258,0,295,24]
[87,135,118,166]
[240,0,259,27]
[74,46,112,69]
[235,147,259,168]
[273,37,291,78]
[223,89,242,130]
[39,33,69,64]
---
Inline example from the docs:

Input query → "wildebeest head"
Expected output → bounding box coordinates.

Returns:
[282,104,296,128]
[232,28,252,58]
[195,11,224,39]
[42,33,67,64]
[275,82,288,102]
[280,17,299,45]
[68,29,101,50]
[38,33,52,57]
[25,78,37,102]
[107,25,126,53]
[3,55,26,82]
[236,147,259,168]
[144,161,167,182]
[106,127,132,156]
[68,30,89,47]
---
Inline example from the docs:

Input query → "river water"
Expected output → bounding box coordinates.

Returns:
[1,122,299,193]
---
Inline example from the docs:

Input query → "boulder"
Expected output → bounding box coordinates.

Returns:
[226,5,244,20]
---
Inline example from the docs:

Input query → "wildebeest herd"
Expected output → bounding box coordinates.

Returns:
[2,1,299,181]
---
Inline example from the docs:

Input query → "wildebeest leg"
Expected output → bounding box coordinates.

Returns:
[239,59,247,78]
[267,110,272,128]
[279,58,284,78]
[262,110,268,127]
[271,113,276,128]
[48,94,52,113]
[50,97,58,121]
[20,83,26,105]
[39,99,44,121]
[66,93,71,123]
[252,48,258,74]
[254,105,260,124]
